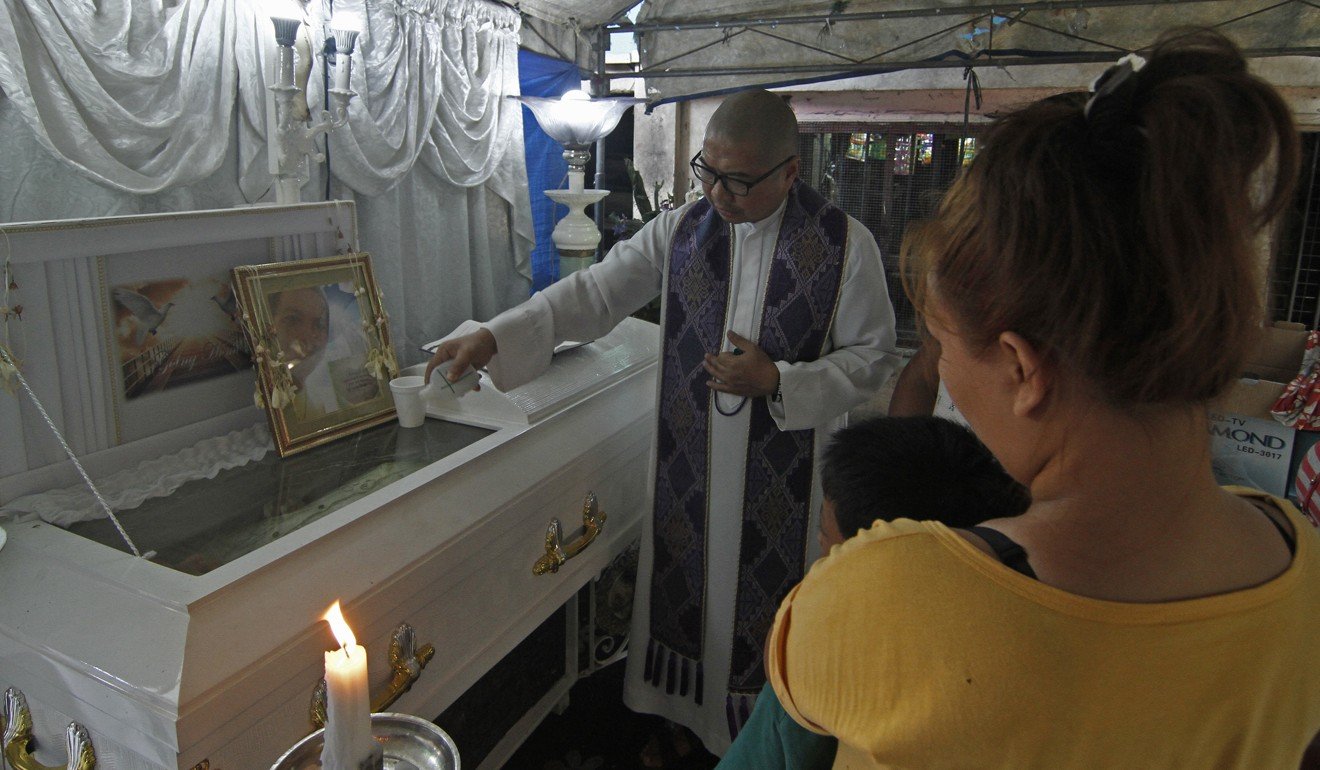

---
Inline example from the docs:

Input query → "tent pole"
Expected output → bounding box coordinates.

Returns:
[593,26,610,261]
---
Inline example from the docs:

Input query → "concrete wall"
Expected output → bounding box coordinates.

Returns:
[633,98,719,215]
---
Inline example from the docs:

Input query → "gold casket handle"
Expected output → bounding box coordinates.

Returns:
[533,492,606,576]
[310,623,435,730]
[2,688,96,770]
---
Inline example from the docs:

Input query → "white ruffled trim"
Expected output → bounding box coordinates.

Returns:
[1,424,274,527]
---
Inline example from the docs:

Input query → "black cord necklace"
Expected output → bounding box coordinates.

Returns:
[714,392,748,417]
[715,221,772,419]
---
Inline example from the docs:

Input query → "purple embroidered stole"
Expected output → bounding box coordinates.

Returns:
[645,182,849,727]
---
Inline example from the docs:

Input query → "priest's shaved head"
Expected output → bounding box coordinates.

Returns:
[706,89,798,164]
[697,89,800,224]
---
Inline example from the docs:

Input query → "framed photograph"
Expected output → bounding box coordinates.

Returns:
[232,253,399,457]
[109,273,250,400]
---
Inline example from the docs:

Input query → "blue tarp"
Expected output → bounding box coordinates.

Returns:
[518,49,579,291]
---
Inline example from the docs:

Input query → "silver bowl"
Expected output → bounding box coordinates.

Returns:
[271,712,460,770]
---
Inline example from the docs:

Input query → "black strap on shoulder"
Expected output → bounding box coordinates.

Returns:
[967,502,1295,583]
[1255,502,1297,556]
[966,526,1038,579]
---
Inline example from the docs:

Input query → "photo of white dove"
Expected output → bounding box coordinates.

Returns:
[112,287,175,347]
[210,291,238,322]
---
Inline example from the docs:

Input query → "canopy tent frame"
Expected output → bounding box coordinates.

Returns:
[626,45,1320,79]
[506,0,1318,264]
[613,0,1307,34]
[513,0,1319,98]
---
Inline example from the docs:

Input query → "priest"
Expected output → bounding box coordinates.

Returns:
[425,88,899,756]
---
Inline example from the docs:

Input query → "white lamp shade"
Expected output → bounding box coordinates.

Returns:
[270,16,301,46]
[514,91,646,149]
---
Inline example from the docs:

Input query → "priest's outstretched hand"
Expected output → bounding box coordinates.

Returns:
[424,327,497,389]
[703,331,780,399]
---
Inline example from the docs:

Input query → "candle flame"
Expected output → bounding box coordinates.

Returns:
[323,601,357,650]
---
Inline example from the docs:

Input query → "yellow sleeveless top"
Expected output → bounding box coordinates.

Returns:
[767,488,1320,769]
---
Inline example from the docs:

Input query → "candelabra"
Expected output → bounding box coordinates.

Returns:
[515,91,645,276]
[269,11,360,204]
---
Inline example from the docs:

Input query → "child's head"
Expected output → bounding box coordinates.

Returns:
[818,416,1030,551]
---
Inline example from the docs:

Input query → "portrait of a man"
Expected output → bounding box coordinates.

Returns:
[233,253,397,457]
[269,283,380,420]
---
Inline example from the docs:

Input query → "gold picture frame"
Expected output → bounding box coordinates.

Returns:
[232,253,399,457]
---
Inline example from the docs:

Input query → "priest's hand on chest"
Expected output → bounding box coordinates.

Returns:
[703,331,780,399]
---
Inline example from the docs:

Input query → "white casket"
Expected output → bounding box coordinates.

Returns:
[0,205,658,769]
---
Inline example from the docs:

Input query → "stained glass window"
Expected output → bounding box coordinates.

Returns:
[797,125,982,347]
[846,133,889,162]
[893,135,912,175]
[916,133,935,166]
[960,137,978,165]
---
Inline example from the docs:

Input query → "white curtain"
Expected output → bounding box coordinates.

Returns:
[0,0,533,478]
[317,0,536,357]
[0,0,259,194]
[0,0,531,333]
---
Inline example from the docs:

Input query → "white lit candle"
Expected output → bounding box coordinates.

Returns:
[333,47,352,93]
[321,601,376,770]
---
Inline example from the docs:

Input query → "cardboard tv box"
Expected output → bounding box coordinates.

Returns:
[1207,322,1313,499]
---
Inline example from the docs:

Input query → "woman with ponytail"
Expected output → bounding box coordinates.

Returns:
[765,29,1319,768]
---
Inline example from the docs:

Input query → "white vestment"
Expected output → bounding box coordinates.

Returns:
[934,381,971,427]
[477,196,899,755]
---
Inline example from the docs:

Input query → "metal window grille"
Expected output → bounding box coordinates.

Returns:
[798,124,980,350]
[1269,132,1320,328]
[802,127,1320,346]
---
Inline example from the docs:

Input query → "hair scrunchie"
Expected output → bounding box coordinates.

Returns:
[1084,53,1148,172]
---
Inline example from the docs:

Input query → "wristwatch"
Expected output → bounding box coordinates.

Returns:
[771,377,783,403]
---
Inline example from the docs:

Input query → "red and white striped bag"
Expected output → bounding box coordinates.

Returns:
[1291,442,1320,528]
[1272,330,1320,428]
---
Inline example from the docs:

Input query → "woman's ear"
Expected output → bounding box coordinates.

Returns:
[997,331,1052,418]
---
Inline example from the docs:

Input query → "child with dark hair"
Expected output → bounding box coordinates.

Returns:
[719,415,1028,770]
[817,416,1029,551]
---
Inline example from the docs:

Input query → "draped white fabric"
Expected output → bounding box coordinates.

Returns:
[0,0,533,480]
[325,0,526,193]
[314,0,538,345]
[0,0,261,195]
[0,0,529,198]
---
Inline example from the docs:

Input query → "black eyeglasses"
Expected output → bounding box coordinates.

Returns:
[689,152,796,196]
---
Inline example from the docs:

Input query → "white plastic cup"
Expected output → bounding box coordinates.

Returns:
[389,375,427,428]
